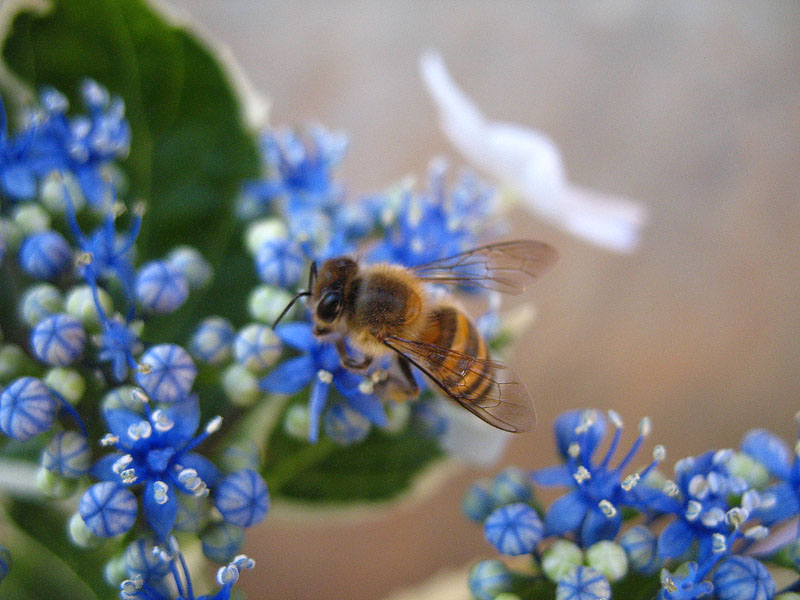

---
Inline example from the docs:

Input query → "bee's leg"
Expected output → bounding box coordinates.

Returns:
[335,337,373,371]
[396,356,420,395]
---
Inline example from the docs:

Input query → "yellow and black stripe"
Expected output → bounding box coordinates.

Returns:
[420,305,494,403]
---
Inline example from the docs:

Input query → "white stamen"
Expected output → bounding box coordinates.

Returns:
[685,500,702,521]
[663,480,679,497]
[621,473,640,491]
[131,388,149,405]
[712,533,727,554]
[112,454,133,474]
[760,492,777,510]
[712,448,733,466]
[573,466,591,484]
[725,507,747,530]
[151,409,174,433]
[153,480,169,505]
[127,420,152,441]
[741,490,760,513]
[638,417,651,438]
[744,525,769,540]
[317,369,333,384]
[608,410,623,429]
[567,442,581,459]
[688,474,709,499]
[217,565,239,586]
[101,433,119,446]
[120,468,137,484]
[358,380,375,395]
[575,410,598,434]
[701,507,725,528]
[707,471,724,495]
[653,445,666,461]
[598,499,617,517]
[206,415,223,434]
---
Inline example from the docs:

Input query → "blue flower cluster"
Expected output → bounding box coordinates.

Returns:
[235,125,507,445]
[464,408,799,600]
[0,84,263,598]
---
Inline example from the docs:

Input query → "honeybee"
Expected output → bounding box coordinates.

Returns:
[273,240,558,432]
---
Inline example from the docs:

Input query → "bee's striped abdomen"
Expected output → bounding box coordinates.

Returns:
[421,305,493,401]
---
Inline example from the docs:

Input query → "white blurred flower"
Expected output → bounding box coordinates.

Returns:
[420,50,647,253]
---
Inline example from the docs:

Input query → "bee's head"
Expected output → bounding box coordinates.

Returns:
[310,257,358,336]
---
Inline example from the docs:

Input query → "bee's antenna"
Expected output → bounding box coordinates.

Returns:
[272,290,311,329]
[271,262,318,330]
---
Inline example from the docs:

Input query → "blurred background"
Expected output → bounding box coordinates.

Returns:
[163,2,800,598]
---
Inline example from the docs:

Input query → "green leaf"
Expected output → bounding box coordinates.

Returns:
[262,404,443,503]
[2,498,112,600]
[1,0,261,343]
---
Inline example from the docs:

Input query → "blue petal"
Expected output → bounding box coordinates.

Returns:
[103,408,149,452]
[174,452,221,490]
[581,506,621,546]
[335,380,387,427]
[544,490,588,536]
[89,453,126,483]
[657,518,695,559]
[741,429,792,480]
[274,322,315,352]
[144,480,178,541]
[554,410,607,460]
[260,356,314,394]
[158,394,200,447]
[622,484,682,514]
[531,464,573,487]
[308,378,330,443]
[754,481,800,525]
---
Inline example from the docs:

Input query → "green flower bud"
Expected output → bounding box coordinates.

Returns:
[728,451,770,489]
[283,404,311,440]
[65,285,114,329]
[586,540,628,583]
[104,554,127,586]
[245,218,288,255]
[44,368,86,404]
[20,284,64,326]
[13,202,51,234]
[102,386,146,412]
[68,512,102,549]
[382,400,411,434]
[249,285,294,324]
[0,344,28,381]
[0,218,23,249]
[37,467,79,498]
[222,363,260,406]
[40,172,85,213]
[542,539,583,582]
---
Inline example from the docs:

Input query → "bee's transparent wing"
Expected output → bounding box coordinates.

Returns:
[383,335,536,432]
[411,240,558,295]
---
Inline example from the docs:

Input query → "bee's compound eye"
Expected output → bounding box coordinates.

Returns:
[316,292,342,323]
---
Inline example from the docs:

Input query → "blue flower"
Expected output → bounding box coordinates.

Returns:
[125,537,171,583]
[619,525,661,575]
[483,502,543,556]
[201,523,245,563]
[462,479,496,522]
[79,481,138,537]
[43,431,91,478]
[741,425,800,525]
[260,321,387,442]
[136,344,197,404]
[190,317,235,365]
[98,316,142,382]
[90,392,222,540]
[0,377,59,441]
[370,161,493,268]
[467,560,512,600]
[712,556,774,600]
[233,324,281,373]
[135,260,189,314]
[659,562,714,600]
[323,403,372,445]
[18,230,72,280]
[0,95,37,200]
[246,125,346,213]
[214,469,270,528]
[556,566,611,600]
[35,81,130,205]
[0,543,10,584]
[255,237,305,287]
[533,410,674,547]
[30,313,86,366]
[657,450,748,563]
